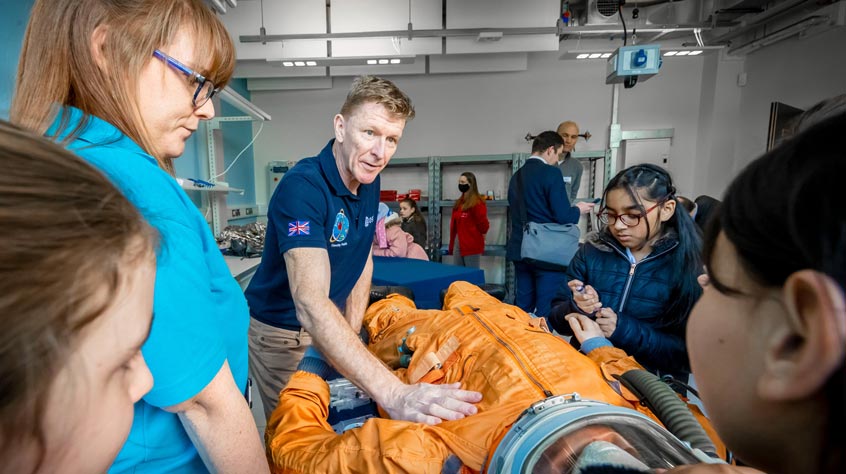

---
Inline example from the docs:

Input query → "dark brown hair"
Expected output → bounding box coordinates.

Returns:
[11,0,235,174]
[0,121,156,471]
[399,198,425,224]
[704,111,845,473]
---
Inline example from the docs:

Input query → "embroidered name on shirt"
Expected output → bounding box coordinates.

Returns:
[364,215,374,227]
[288,220,310,236]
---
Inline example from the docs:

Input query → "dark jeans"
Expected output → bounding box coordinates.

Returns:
[513,260,567,318]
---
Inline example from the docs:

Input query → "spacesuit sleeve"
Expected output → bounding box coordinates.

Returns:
[265,371,456,474]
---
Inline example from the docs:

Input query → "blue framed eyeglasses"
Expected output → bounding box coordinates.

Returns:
[152,50,219,108]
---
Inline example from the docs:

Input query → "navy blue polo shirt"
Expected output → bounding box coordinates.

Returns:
[246,140,379,329]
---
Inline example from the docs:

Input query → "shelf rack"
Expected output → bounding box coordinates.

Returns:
[383,151,608,302]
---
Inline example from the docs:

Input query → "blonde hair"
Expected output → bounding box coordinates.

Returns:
[340,75,415,121]
[11,0,235,174]
[0,120,156,470]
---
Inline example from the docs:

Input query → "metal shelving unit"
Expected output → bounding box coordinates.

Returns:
[428,153,524,300]
[382,151,608,302]
[201,87,271,237]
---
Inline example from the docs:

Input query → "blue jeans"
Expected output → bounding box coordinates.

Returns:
[513,261,567,318]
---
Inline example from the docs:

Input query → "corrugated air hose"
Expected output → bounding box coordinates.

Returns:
[618,369,718,457]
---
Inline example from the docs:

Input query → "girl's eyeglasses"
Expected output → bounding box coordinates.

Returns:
[598,201,664,227]
[152,50,219,108]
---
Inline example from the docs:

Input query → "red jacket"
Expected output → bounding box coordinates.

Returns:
[449,198,489,256]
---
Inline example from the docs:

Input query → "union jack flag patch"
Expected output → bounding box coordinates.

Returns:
[288,220,310,236]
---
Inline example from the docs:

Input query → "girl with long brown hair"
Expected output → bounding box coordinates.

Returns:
[449,171,490,268]
[0,121,155,474]
[11,1,267,472]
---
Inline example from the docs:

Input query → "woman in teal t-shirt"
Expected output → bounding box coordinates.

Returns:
[11,1,268,472]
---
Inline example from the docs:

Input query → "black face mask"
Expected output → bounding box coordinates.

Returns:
[458,184,470,193]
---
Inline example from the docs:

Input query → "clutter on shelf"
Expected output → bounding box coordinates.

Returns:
[217,222,266,258]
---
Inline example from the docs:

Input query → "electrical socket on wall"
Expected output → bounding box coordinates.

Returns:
[228,206,258,220]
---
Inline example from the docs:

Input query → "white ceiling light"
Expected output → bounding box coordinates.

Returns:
[663,51,678,56]
[588,53,602,59]
[688,50,703,56]
[600,53,612,58]
[675,51,690,56]
[269,56,417,67]
[576,53,590,59]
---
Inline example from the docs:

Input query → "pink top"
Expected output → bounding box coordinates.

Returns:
[373,225,428,261]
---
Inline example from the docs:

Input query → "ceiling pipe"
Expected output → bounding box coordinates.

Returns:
[708,0,813,44]
[727,14,829,55]
[560,23,711,34]
[241,26,558,43]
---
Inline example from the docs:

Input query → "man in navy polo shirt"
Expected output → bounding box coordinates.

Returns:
[246,76,482,424]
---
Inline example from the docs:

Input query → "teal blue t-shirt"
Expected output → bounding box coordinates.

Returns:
[48,108,250,473]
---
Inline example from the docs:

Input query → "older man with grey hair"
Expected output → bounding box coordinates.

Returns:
[556,120,584,202]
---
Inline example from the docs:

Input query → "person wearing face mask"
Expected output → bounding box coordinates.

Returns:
[449,172,490,268]
[11,1,268,472]
[245,76,482,427]
[507,131,594,318]
[548,164,703,389]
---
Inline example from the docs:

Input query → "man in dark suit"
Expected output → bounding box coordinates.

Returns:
[507,131,594,317]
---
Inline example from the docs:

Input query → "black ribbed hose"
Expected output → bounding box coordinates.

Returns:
[618,370,718,457]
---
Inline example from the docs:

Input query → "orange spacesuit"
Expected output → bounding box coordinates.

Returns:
[265,281,722,473]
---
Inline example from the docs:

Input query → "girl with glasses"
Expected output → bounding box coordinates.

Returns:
[548,164,702,388]
[11,1,268,472]
[566,111,845,474]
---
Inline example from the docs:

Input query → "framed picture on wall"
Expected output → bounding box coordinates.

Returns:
[767,102,804,151]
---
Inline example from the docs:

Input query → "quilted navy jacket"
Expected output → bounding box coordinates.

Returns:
[548,230,699,379]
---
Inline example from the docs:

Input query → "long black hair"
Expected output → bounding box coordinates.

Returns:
[704,111,845,474]
[602,164,703,327]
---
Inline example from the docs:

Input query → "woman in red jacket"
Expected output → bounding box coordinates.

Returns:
[449,171,490,268]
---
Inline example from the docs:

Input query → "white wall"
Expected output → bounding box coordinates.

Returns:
[693,53,744,199]
[247,29,846,283]
[733,27,846,173]
[250,29,846,205]
[251,50,710,204]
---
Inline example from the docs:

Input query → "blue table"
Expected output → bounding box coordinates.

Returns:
[372,256,485,309]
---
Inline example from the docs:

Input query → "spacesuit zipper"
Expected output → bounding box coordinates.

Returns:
[467,312,553,398]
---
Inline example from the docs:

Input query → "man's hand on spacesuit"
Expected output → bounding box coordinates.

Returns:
[380,381,483,425]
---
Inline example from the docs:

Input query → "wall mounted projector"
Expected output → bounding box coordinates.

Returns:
[606,44,662,89]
